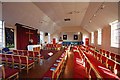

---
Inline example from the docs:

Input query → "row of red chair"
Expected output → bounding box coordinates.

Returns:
[43,50,68,79]
[99,49,120,63]
[79,46,120,79]
[87,48,120,77]
[13,50,43,63]
[0,65,19,80]
[2,54,35,73]
[73,47,101,78]
[46,44,62,50]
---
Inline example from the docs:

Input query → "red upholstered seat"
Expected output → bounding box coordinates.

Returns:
[102,50,106,56]
[13,55,21,63]
[20,56,34,73]
[94,52,98,58]
[110,53,116,60]
[28,51,34,58]
[107,59,115,72]
[100,49,102,54]
[86,61,90,73]
[13,50,18,55]
[6,54,13,63]
[106,51,110,58]
[21,59,34,64]
[18,50,23,55]
[34,51,40,57]
[116,55,120,62]
[23,50,28,56]
[101,55,107,66]
[90,68,97,78]
[5,67,19,79]
[2,54,6,61]
[97,53,102,61]
[115,64,120,77]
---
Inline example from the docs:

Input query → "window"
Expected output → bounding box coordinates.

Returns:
[91,32,94,44]
[5,28,15,48]
[110,20,120,48]
[98,29,102,45]
[48,33,51,43]
[0,20,5,48]
[40,31,44,44]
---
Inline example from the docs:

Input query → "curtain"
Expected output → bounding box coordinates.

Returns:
[16,24,38,50]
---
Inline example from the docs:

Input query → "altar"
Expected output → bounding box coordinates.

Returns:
[27,45,41,51]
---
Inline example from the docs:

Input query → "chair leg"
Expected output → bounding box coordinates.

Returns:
[27,66,29,74]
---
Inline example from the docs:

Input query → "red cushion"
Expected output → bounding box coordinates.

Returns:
[14,59,20,63]
[7,58,13,62]
[21,60,34,64]
[107,59,115,67]
[102,56,107,62]
[116,64,120,71]
[5,67,19,79]
[2,58,6,61]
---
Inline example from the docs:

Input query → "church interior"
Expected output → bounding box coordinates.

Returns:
[0,1,120,79]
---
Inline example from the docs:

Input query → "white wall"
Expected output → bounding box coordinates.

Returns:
[0,2,2,20]
[61,32,82,41]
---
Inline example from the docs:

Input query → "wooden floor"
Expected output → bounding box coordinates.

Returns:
[63,51,74,78]
[19,50,63,79]
[19,50,79,79]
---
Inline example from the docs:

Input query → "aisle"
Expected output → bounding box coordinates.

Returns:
[63,51,74,78]
[62,50,88,78]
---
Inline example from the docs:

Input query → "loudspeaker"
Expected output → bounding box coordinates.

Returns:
[45,33,48,36]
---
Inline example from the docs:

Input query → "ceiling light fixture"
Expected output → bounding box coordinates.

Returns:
[67,10,80,14]
[88,2,105,24]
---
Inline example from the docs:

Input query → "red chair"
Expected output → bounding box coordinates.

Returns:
[34,51,44,63]
[116,55,120,63]
[13,50,18,55]
[28,51,35,60]
[23,50,28,56]
[94,52,98,58]
[1,66,19,79]
[90,68,97,78]
[5,54,14,67]
[97,53,102,61]
[110,53,116,60]
[20,56,34,73]
[86,61,91,78]
[107,59,115,72]
[2,54,7,64]
[101,55,108,66]
[102,50,106,56]
[115,63,120,77]
[99,49,102,54]
[18,50,23,55]
[105,51,110,58]
[13,55,21,70]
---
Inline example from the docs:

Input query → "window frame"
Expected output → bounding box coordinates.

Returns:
[91,32,94,44]
[110,20,120,48]
[97,28,102,45]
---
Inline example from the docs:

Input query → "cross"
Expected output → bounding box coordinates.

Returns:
[26,30,33,41]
